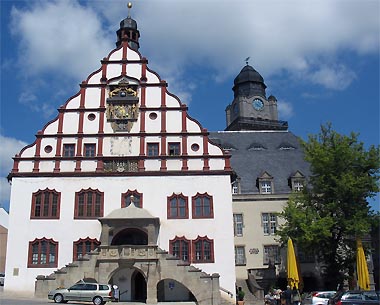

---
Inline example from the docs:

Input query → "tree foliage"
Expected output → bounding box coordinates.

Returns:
[277,123,379,289]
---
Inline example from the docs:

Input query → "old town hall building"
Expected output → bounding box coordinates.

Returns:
[5,6,315,305]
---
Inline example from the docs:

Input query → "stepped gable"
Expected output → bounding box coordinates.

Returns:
[9,32,231,178]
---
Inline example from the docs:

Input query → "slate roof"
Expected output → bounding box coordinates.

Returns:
[209,130,311,194]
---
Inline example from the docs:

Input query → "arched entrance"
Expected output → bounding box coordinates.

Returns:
[157,279,196,302]
[109,267,147,302]
[131,270,147,302]
[111,228,148,245]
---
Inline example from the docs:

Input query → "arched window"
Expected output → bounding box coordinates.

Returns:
[192,193,213,218]
[74,188,104,219]
[31,188,60,219]
[28,238,58,268]
[73,237,100,260]
[121,190,143,208]
[169,236,190,263]
[192,236,214,263]
[167,193,188,219]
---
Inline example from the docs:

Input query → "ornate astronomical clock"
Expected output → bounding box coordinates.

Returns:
[106,78,139,132]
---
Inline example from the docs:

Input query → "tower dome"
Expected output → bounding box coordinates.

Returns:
[232,64,267,98]
[116,3,140,50]
[233,65,265,85]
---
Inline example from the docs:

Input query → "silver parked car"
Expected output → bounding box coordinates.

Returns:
[48,282,113,305]
[303,291,337,305]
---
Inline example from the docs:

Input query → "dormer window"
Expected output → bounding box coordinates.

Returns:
[289,171,306,192]
[257,171,274,194]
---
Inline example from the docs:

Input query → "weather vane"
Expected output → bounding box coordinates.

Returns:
[127,2,132,18]
[245,57,250,65]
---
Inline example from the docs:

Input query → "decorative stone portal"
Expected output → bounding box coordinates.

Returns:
[35,204,227,304]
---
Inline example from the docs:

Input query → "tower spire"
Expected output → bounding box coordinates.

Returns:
[116,2,140,50]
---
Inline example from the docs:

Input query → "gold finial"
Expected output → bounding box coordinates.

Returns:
[128,2,132,17]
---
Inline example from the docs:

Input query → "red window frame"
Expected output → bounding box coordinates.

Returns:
[192,236,214,263]
[28,238,58,268]
[31,188,61,219]
[73,237,100,261]
[192,193,214,218]
[121,190,143,208]
[74,188,104,219]
[168,142,181,156]
[169,236,190,263]
[167,193,189,219]
[63,144,75,157]
[147,143,159,156]
[84,143,96,157]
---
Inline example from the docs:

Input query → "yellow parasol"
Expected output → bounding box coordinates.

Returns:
[287,238,300,289]
[357,239,370,290]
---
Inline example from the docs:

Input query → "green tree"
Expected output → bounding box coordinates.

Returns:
[277,123,379,289]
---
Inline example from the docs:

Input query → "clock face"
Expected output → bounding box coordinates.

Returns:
[252,98,264,111]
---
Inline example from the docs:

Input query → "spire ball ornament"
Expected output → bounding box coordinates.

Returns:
[128,2,132,9]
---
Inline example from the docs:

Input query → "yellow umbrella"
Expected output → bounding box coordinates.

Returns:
[357,239,370,290]
[287,238,300,289]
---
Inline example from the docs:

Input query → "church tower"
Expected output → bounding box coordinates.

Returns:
[225,64,288,131]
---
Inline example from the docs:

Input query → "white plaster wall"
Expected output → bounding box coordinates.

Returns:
[186,118,202,133]
[87,70,102,85]
[40,138,57,157]
[126,63,141,80]
[107,64,122,79]
[6,175,236,295]
[43,119,59,134]
[18,161,34,172]
[20,146,36,158]
[126,49,140,61]
[60,161,76,172]
[82,113,100,134]
[145,87,161,107]
[166,94,180,107]
[109,49,123,61]
[145,112,161,132]
[39,161,55,172]
[166,111,182,133]
[81,161,97,171]
[187,159,203,171]
[144,160,160,171]
[62,113,79,134]
[84,88,101,108]
[146,70,160,84]
[65,95,80,110]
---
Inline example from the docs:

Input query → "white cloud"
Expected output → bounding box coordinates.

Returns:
[7,0,380,113]
[0,135,27,209]
[309,64,357,90]
[277,100,294,120]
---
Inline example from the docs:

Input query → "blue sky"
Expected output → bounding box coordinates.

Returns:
[0,0,379,212]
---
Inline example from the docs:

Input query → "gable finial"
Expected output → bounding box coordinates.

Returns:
[127,2,132,18]
[245,57,250,65]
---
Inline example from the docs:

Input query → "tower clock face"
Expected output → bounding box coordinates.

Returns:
[252,98,264,111]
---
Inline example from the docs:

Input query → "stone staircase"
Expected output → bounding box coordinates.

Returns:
[35,246,234,305]
[236,278,262,305]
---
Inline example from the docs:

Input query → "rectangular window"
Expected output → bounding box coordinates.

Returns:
[84,144,96,157]
[192,194,213,218]
[147,143,159,156]
[262,213,277,235]
[260,181,272,194]
[293,180,304,192]
[235,246,246,265]
[168,142,180,156]
[63,144,75,157]
[233,214,244,236]
[193,238,214,263]
[263,245,280,265]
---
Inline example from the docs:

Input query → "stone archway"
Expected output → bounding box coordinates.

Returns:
[131,269,147,302]
[111,228,148,246]
[157,279,196,302]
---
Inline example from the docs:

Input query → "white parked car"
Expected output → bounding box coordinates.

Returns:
[48,282,113,305]
[303,291,337,305]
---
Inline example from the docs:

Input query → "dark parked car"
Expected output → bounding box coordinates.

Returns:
[48,282,113,305]
[329,290,380,305]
